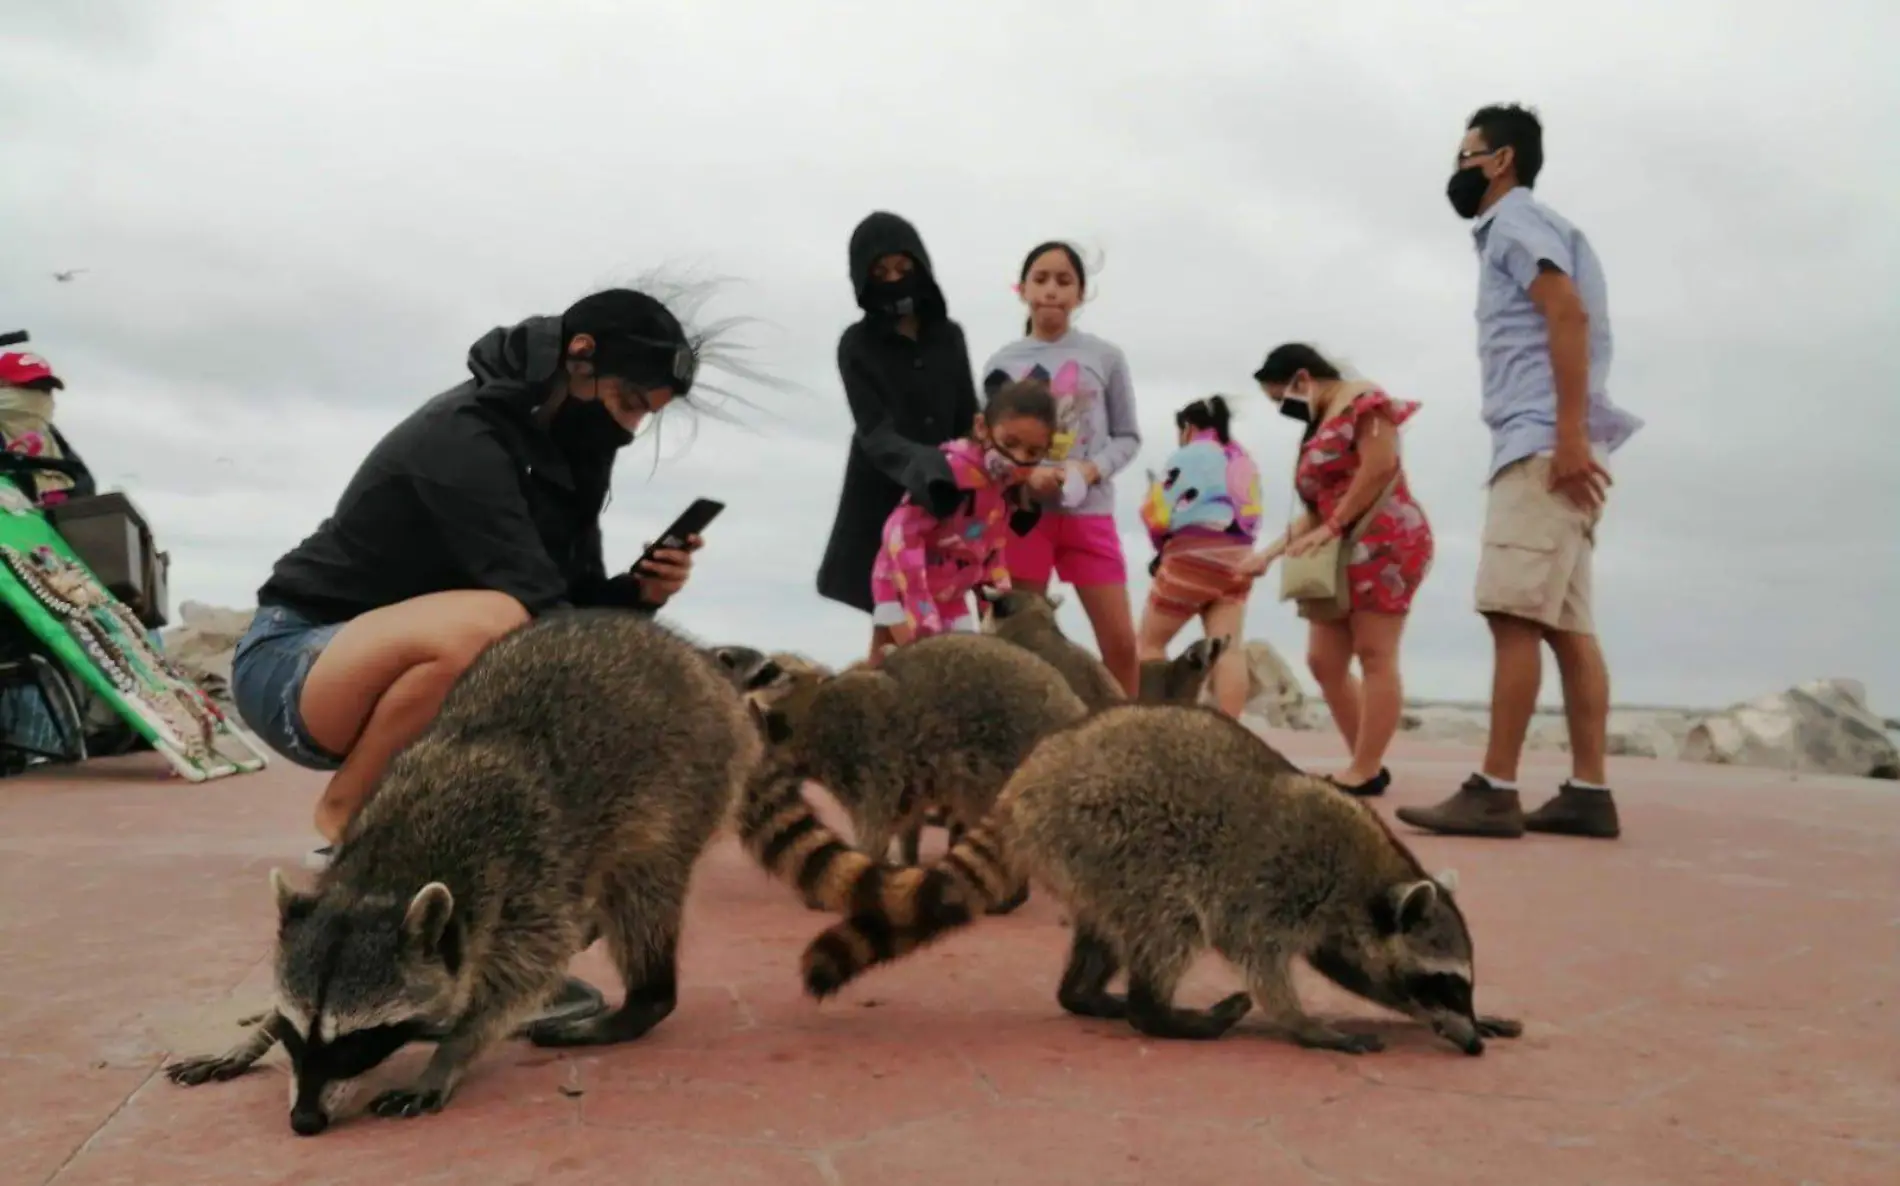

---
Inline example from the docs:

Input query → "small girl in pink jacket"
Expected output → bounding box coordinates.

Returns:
[872,379,1057,645]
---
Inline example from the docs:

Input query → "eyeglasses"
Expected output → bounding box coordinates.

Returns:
[1457,147,1501,164]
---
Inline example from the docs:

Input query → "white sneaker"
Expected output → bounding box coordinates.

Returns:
[301,844,334,871]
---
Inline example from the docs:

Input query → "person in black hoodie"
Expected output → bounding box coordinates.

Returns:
[815,211,982,659]
[235,288,702,868]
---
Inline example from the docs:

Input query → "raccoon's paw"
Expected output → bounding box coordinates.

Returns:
[985,883,1031,916]
[1476,1014,1523,1039]
[369,1086,449,1119]
[163,1055,257,1087]
[1208,991,1255,1029]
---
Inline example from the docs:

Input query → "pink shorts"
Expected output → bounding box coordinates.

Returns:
[1005,512,1127,588]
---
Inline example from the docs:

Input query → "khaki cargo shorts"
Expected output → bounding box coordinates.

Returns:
[1474,453,1604,635]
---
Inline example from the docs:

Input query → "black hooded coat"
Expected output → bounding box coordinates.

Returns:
[257,315,652,624]
[814,212,981,614]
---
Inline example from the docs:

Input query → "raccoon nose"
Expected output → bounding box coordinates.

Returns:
[290,1107,329,1137]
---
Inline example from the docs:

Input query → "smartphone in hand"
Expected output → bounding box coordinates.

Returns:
[632,498,725,574]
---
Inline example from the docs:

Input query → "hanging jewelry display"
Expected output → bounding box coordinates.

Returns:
[0,543,269,777]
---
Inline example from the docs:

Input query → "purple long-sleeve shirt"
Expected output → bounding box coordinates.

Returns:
[979,329,1142,517]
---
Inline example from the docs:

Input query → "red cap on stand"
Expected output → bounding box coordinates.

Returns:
[0,352,64,390]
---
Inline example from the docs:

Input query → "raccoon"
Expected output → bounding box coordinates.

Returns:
[1137,636,1229,706]
[984,586,1229,707]
[799,703,1523,1057]
[735,630,1087,916]
[162,610,762,1135]
[878,588,1222,867]
[981,588,1126,710]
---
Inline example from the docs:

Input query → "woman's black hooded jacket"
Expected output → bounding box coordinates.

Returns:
[256,315,651,624]
[815,211,981,613]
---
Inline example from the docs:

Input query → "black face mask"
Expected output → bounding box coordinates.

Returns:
[1277,397,1312,425]
[549,396,635,458]
[866,272,921,319]
[1446,165,1489,220]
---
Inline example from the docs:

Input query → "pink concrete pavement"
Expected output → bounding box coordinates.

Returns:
[3,732,1895,1185]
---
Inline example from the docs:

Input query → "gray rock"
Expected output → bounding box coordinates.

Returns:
[157,602,257,708]
[1681,679,1899,780]
[1233,639,1317,728]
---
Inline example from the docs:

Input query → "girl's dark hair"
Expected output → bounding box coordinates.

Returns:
[983,377,1057,428]
[1018,240,1088,335]
[1253,342,1342,385]
[1175,395,1233,444]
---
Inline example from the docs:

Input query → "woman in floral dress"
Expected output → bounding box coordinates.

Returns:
[1244,343,1434,797]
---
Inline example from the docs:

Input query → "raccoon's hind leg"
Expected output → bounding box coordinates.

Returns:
[1120,919,1252,1041]
[1056,918,1128,1020]
[1236,951,1384,1055]
[896,822,923,867]
[529,873,682,1048]
[164,1009,283,1086]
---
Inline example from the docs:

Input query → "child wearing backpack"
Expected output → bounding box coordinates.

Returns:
[1137,395,1263,717]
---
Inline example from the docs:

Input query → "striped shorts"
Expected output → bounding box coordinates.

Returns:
[1145,537,1257,619]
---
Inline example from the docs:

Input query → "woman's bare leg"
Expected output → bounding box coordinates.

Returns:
[1305,618,1360,754]
[1074,583,1140,698]
[298,591,529,841]
[1198,600,1250,718]
[1341,611,1408,785]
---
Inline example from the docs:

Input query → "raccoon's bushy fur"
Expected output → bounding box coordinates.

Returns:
[982,589,1127,710]
[163,610,762,1134]
[735,631,1087,916]
[984,587,1229,711]
[800,704,1523,1056]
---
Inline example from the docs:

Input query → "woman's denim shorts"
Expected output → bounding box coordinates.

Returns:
[231,604,349,772]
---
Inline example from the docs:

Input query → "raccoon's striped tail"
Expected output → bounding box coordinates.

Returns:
[735,750,927,914]
[800,803,1019,1000]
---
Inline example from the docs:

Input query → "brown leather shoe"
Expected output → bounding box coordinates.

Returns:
[1525,782,1621,838]
[1394,774,1525,838]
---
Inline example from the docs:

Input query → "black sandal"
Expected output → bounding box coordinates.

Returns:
[1327,767,1392,798]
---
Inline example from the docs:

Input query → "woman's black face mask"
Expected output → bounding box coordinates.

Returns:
[550,395,635,455]
[867,272,921,319]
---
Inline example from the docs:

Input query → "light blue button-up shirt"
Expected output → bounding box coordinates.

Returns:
[1472,187,1643,481]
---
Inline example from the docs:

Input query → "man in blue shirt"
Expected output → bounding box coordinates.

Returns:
[1397,104,1643,843]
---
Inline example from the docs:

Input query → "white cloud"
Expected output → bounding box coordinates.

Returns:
[3,0,1894,712]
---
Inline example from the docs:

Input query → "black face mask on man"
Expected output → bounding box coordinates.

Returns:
[1446,165,1490,220]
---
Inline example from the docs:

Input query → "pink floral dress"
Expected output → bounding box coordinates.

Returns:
[1293,389,1434,614]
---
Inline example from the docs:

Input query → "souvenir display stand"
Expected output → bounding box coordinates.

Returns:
[0,475,269,781]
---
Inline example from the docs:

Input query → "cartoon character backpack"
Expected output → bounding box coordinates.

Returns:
[1141,438,1240,549]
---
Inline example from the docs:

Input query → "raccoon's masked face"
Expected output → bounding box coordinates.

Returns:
[707,644,771,690]
[269,870,462,1135]
[743,663,828,749]
[1138,635,1229,704]
[1309,870,1486,1055]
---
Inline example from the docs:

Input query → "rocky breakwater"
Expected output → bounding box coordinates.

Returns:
[157,601,255,707]
[1227,639,1896,781]
[1678,678,1898,780]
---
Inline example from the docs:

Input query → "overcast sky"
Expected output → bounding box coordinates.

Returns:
[3,0,1894,712]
